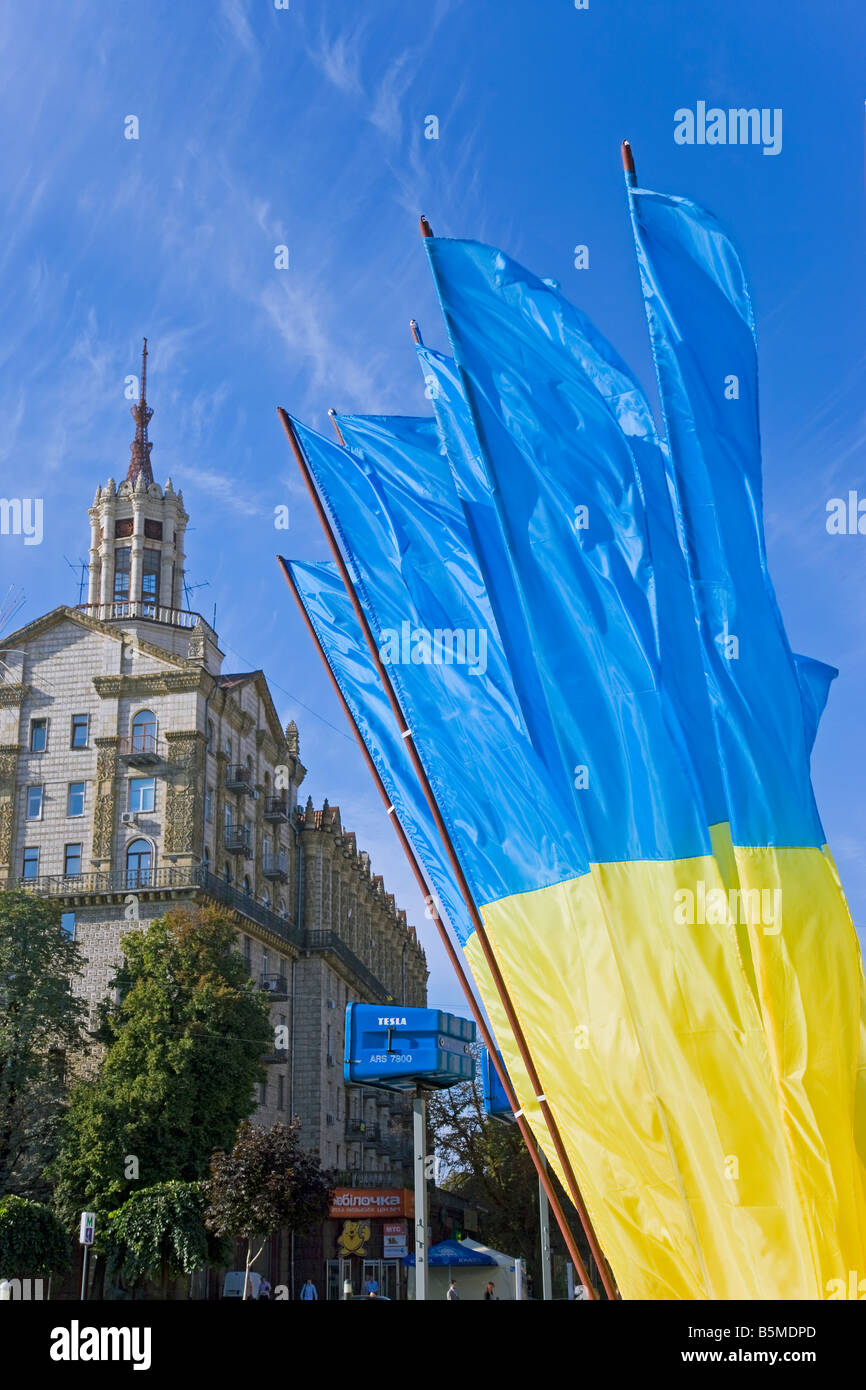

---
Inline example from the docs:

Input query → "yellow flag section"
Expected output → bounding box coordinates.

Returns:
[466,844,866,1300]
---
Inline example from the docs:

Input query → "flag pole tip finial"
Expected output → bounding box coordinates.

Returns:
[419,214,434,238]
[621,140,636,181]
[409,319,422,345]
[327,407,337,418]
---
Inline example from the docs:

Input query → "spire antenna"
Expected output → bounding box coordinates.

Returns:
[128,336,154,486]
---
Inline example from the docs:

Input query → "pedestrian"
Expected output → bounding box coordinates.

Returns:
[483,1280,497,1301]
[446,1279,459,1301]
[300,1278,318,1301]
[258,1278,272,1301]
[364,1275,379,1297]
[343,1274,353,1301]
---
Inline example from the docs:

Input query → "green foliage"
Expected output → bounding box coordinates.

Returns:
[205,1120,333,1245]
[52,906,272,1219]
[0,1195,70,1278]
[0,888,85,1198]
[106,1181,227,1290]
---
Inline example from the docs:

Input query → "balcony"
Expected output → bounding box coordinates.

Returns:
[263,1048,289,1064]
[10,865,304,952]
[304,930,390,1004]
[118,732,162,766]
[263,796,289,822]
[225,765,255,796]
[77,601,216,638]
[260,973,288,999]
[224,824,252,856]
[346,1120,379,1143]
[262,850,288,883]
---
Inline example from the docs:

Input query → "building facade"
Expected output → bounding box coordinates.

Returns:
[0,343,428,1294]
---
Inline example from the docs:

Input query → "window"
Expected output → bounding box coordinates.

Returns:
[242,935,251,968]
[243,875,251,895]
[205,784,214,822]
[206,720,214,750]
[26,786,43,820]
[129,777,155,813]
[262,950,270,977]
[258,1080,267,1107]
[142,548,160,610]
[203,846,211,871]
[126,838,152,888]
[224,804,232,831]
[113,546,131,602]
[67,782,85,817]
[277,1074,285,1110]
[223,862,232,883]
[29,719,47,752]
[70,714,89,749]
[22,846,39,879]
[64,843,82,877]
[131,709,157,754]
[60,912,76,941]
[224,736,232,760]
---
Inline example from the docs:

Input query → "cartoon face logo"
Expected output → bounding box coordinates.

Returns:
[337,1220,371,1256]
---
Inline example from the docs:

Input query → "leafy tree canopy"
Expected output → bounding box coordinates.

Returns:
[106,1180,228,1292]
[0,1194,70,1278]
[0,888,85,1199]
[52,906,272,1219]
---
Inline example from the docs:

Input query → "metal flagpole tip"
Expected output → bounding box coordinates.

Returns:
[419,214,434,238]
[409,319,422,345]
[621,139,637,185]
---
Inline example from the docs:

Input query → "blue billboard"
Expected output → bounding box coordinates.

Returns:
[344,1004,476,1090]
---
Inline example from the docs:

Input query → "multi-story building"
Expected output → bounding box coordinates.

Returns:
[0,343,427,1295]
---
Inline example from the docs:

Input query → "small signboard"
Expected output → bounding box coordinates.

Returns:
[79,1212,95,1246]
[344,1005,476,1090]
[383,1220,408,1258]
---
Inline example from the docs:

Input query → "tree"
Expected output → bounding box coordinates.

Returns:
[0,888,85,1198]
[205,1121,333,1299]
[0,1195,70,1279]
[52,905,272,1220]
[106,1181,228,1298]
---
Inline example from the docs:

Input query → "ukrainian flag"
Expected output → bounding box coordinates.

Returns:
[626,180,866,1293]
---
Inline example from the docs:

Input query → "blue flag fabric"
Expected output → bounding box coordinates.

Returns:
[289,415,588,912]
[626,187,823,847]
[287,558,473,946]
[424,237,710,862]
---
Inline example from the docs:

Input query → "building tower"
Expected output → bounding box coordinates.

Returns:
[86,340,189,626]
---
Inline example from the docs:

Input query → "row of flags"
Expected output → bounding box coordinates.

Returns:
[278,148,866,1299]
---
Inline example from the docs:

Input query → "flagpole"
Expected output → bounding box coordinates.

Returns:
[277,406,618,1300]
[277,554,597,1294]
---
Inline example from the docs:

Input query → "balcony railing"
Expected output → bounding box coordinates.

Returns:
[118,733,162,765]
[260,973,288,998]
[304,930,389,1003]
[9,865,304,951]
[224,824,252,856]
[345,1120,379,1142]
[263,1048,289,1064]
[332,1170,407,1189]
[262,851,288,882]
[225,764,255,795]
[77,601,214,636]
[263,796,289,822]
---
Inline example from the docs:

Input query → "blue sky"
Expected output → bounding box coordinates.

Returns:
[1,0,864,1013]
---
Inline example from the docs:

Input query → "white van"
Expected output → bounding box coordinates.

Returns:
[222,1270,263,1299]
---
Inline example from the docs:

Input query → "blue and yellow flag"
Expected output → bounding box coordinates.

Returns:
[627,182,866,1293]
